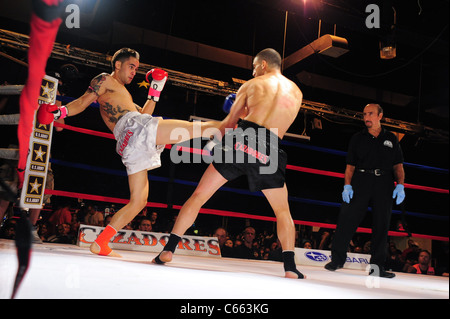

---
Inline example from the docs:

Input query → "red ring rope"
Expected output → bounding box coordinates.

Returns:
[54,122,449,194]
[45,189,449,242]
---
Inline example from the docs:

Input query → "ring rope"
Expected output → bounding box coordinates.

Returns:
[0,148,19,160]
[0,114,20,125]
[48,157,449,222]
[3,110,446,240]
[2,107,447,174]
[1,119,447,194]
[52,121,449,194]
[45,188,449,242]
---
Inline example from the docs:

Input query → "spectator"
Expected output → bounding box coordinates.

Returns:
[234,237,242,248]
[48,202,72,234]
[138,217,152,232]
[363,241,372,255]
[123,221,133,230]
[0,219,16,239]
[84,205,104,227]
[353,245,364,253]
[149,211,161,232]
[214,227,233,258]
[224,238,234,250]
[317,229,332,250]
[164,213,178,233]
[37,221,52,242]
[252,240,261,258]
[76,203,88,225]
[401,239,416,259]
[133,207,148,229]
[407,250,435,275]
[259,246,267,260]
[47,223,73,244]
[104,214,112,227]
[70,212,80,233]
[137,207,148,218]
[233,226,259,259]
[268,239,283,262]
[385,241,404,272]
[402,241,420,272]
[302,240,312,249]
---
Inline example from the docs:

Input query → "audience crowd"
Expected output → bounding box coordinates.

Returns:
[0,200,448,277]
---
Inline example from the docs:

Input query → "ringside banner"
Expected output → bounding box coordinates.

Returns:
[77,224,221,258]
[294,247,371,270]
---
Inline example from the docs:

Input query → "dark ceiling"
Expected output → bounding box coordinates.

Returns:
[1,0,449,128]
[0,0,448,236]
[108,0,450,126]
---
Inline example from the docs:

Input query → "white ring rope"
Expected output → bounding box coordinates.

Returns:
[0,113,20,125]
[0,85,24,95]
[0,148,19,160]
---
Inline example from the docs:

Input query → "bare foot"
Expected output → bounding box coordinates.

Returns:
[152,251,173,264]
[89,242,122,258]
[285,271,306,279]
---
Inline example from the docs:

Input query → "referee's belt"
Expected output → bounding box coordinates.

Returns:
[356,168,386,176]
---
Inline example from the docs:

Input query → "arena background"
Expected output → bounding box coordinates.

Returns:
[1,0,448,240]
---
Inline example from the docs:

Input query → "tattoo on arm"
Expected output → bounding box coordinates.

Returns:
[87,73,107,96]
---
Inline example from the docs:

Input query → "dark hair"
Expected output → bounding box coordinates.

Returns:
[255,48,282,69]
[111,48,140,70]
[419,249,431,257]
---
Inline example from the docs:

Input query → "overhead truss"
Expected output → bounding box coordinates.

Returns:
[0,28,447,142]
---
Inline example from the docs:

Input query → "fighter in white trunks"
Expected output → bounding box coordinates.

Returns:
[37,48,220,257]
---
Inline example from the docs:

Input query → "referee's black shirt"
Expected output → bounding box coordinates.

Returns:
[346,127,404,171]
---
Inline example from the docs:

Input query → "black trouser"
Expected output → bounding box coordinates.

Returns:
[331,171,395,268]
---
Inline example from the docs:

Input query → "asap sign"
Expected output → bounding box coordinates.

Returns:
[295,248,370,270]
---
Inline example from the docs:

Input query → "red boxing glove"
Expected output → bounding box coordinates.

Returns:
[146,68,168,102]
[37,103,68,125]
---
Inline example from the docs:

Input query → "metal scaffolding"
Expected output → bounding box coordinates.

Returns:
[1,28,447,142]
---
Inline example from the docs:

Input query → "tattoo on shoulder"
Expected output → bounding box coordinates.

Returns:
[87,73,108,96]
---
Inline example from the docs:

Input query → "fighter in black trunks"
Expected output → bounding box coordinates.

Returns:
[153,49,304,279]
[211,119,288,192]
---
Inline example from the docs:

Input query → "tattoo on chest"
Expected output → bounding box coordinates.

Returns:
[102,102,129,123]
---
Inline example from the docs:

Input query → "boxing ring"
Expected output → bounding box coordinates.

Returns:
[0,239,448,299]
[0,1,448,299]
[1,107,448,300]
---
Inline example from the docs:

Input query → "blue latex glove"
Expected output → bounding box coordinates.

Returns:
[393,184,405,205]
[342,185,353,203]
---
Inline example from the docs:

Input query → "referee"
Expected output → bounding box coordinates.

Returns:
[325,103,405,278]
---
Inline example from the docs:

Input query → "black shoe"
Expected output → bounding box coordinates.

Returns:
[324,262,343,271]
[368,266,396,278]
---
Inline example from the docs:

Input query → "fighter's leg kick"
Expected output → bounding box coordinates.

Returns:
[37,48,220,258]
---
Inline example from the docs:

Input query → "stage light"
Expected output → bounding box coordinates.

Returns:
[380,42,396,59]
[380,6,397,59]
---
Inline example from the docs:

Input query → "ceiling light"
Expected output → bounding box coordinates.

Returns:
[380,6,397,59]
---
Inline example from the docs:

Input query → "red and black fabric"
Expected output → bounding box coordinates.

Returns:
[13,0,64,299]
[17,0,64,186]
